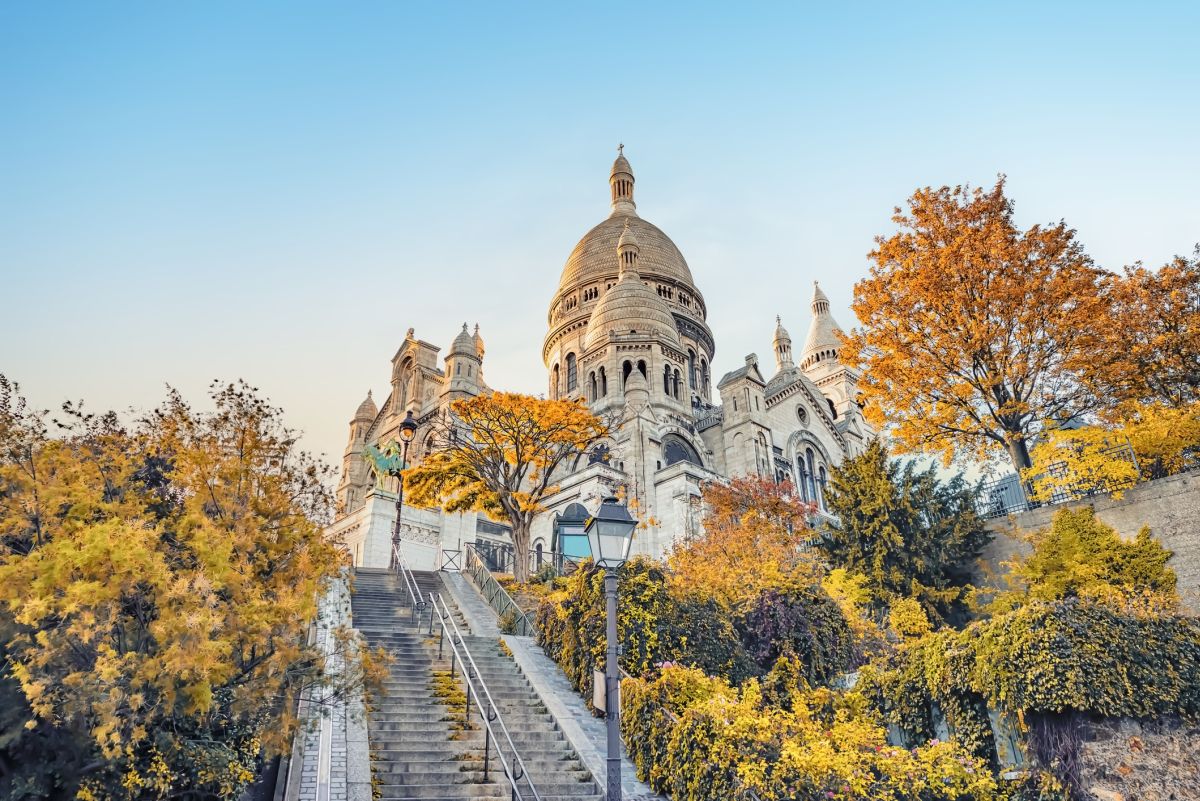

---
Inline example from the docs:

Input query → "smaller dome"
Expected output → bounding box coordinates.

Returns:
[611,152,632,178]
[774,315,791,343]
[354,390,378,421]
[584,265,681,351]
[472,324,485,358]
[449,323,475,356]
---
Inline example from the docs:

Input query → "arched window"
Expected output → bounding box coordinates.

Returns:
[797,456,809,502]
[662,364,671,394]
[637,359,647,379]
[551,364,560,400]
[688,349,697,389]
[662,435,701,467]
[701,359,709,398]
[589,371,597,400]
[599,367,608,397]
[535,542,544,568]
[827,398,838,419]
[566,353,578,392]
[806,448,818,502]
[622,361,633,388]
[673,369,682,399]
[818,465,828,511]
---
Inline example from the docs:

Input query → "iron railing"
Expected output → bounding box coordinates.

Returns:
[392,544,428,625]
[440,548,463,572]
[462,544,537,637]
[976,442,1144,519]
[426,591,543,801]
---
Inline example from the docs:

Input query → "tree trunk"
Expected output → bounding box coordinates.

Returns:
[510,517,531,583]
[1007,436,1036,505]
[1006,436,1033,473]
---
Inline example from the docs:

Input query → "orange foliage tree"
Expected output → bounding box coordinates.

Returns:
[667,475,816,609]
[1081,247,1200,413]
[843,178,1109,472]
[403,392,608,582]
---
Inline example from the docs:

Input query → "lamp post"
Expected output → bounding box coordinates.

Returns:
[584,496,636,801]
[389,410,419,570]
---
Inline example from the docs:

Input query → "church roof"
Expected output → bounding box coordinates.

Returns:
[559,214,695,292]
[449,323,475,357]
[354,390,378,421]
[801,281,844,361]
[717,355,765,388]
[556,150,696,293]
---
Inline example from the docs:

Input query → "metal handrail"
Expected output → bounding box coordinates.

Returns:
[462,544,536,636]
[391,543,427,624]
[426,590,543,801]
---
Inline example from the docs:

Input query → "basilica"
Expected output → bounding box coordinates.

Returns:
[327,149,874,570]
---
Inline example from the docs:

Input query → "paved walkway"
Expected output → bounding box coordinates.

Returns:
[286,574,372,801]
[440,572,664,801]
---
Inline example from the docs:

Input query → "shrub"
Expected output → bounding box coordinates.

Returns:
[738,580,853,684]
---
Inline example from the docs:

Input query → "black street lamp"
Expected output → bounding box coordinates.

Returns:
[389,410,419,570]
[584,496,636,801]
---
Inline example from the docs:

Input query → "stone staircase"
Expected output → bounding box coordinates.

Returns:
[352,567,600,801]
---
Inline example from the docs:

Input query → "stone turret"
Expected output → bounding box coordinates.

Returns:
[773,315,794,372]
[442,322,483,400]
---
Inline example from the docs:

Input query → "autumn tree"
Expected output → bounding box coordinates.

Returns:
[1081,246,1200,412]
[843,178,1109,472]
[0,376,381,800]
[819,440,991,624]
[667,475,817,609]
[995,507,1176,610]
[403,392,607,582]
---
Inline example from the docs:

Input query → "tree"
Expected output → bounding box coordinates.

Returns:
[843,178,1109,472]
[1001,507,1176,608]
[819,441,991,624]
[667,476,817,609]
[403,392,607,582]
[1082,247,1200,412]
[0,376,382,800]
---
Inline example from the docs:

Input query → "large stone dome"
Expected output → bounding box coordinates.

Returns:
[557,213,695,292]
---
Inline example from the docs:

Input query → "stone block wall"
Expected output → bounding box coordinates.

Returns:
[981,470,1200,602]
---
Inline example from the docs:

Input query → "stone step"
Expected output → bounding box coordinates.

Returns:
[353,567,597,799]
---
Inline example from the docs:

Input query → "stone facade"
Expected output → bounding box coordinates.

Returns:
[981,470,1200,602]
[329,149,873,569]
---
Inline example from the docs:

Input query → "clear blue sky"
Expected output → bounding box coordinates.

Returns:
[2,1,1197,464]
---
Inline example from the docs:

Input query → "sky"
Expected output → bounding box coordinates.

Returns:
[2,1,1198,466]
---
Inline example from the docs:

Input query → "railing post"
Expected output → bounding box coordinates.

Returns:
[438,624,445,659]
[483,723,491,782]
[464,680,472,727]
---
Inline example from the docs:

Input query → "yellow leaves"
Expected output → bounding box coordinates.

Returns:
[668,476,817,609]
[0,379,350,795]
